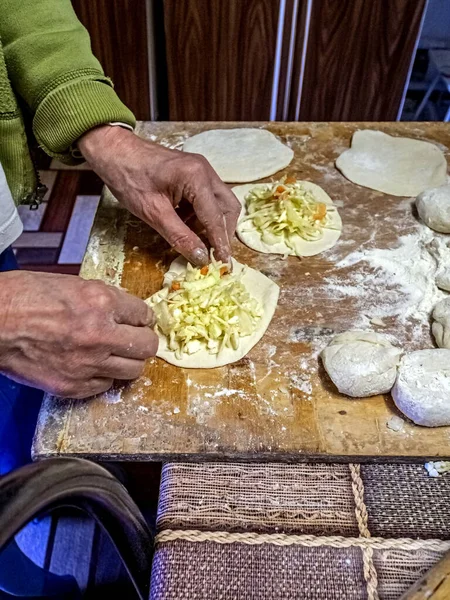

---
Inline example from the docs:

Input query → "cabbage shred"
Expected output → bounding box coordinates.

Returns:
[241,177,338,252]
[152,255,263,359]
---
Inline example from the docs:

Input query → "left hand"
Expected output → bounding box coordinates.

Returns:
[78,125,241,265]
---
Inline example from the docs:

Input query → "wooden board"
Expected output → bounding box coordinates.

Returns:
[33,122,450,463]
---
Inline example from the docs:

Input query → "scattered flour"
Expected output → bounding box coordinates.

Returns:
[327,229,449,333]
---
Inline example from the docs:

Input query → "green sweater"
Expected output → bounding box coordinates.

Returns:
[0,0,135,206]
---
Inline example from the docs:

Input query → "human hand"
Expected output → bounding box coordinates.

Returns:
[0,271,158,398]
[78,125,240,265]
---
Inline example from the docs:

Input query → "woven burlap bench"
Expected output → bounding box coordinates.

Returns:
[150,462,450,600]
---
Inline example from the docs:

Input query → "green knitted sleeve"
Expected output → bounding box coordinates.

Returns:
[0,0,136,162]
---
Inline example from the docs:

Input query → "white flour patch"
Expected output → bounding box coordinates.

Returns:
[330,229,449,332]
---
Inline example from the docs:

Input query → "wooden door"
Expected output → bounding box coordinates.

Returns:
[163,0,282,120]
[296,0,427,121]
[71,0,151,120]
[163,0,426,122]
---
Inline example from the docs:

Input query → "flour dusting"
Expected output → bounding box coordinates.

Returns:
[330,229,448,327]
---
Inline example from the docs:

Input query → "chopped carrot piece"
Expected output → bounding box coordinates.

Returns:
[219,266,229,277]
[171,281,181,291]
[273,185,286,199]
[314,203,327,220]
[285,176,296,184]
[200,265,209,276]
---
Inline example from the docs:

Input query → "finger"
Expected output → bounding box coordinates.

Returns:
[110,288,155,326]
[190,186,232,263]
[68,378,114,399]
[215,184,241,242]
[110,324,159,359]
[98,356,146,380]
[147,196,209,266]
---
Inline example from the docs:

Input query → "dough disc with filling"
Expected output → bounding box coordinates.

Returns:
[432,297,450,349]
[336,130,447,196]
[234,182,342,257]
[416,184,450,233]
[321,331,402,398]
[183,128,294,183]
[146,257,279,368]
[392,349,450,427]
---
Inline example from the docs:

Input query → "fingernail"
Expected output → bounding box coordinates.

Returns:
[192,247,209,266]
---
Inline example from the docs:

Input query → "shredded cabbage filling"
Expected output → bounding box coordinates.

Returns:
[152,255,263,359]
[240,177,339,251]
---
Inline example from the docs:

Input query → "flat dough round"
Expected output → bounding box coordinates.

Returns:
[146,257,279,368]
[392,349,450,427]
[321,331,402,398]
[416,185,450,233]
[336,130,447,197]
[234,182,342,257]
[432,297,450,349]
[183,128,294,183]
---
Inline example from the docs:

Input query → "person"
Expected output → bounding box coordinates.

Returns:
[0,0,240,472]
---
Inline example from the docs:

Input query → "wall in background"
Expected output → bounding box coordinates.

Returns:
[419,0,450,49]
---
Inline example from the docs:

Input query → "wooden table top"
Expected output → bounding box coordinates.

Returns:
[33,121,450,463]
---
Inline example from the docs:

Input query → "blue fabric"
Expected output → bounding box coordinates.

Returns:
[0,248,43,475]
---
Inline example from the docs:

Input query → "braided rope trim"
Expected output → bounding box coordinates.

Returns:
[155,529,450,552]
[349,464,379,600]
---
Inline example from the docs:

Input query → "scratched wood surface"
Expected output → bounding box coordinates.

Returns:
[33,122,450,462]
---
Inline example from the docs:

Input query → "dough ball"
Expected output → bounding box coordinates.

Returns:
[436,267,450,292]
[432,297,450,349]
[183,128,293,183]
[416,185,450,233]
[321,331,402,398]
[392,349,450,427]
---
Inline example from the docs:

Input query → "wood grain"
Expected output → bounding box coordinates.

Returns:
[163,0,280,120]
[34,121,450,464]
[72,0,150,120]
[298,0,426,120]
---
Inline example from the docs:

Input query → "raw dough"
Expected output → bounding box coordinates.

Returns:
[416,185,450,233]
[146,257,279,368]
[336,130,447,197]
[321,331,402,398]
[392,349,450,427]
[182,128,294,183]
[432,297,450,349]
[234,182,342,257]
[436,268,450,292]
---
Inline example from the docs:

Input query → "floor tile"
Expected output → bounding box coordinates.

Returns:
[17,203,48,232]
[13,232,63,248]
[58,195,100,264]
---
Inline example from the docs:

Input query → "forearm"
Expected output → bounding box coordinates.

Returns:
[0,0,135,161]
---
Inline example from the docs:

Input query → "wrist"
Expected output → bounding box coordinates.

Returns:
[78,125,135,165]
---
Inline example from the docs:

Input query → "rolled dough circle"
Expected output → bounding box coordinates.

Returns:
[182,128,294,183]
[432,297,450,349]
[416,185,450,233]
[321,331,402,398]
[392,349,450,427]
[233,182,342,257]
[146,257,279,368]
[336,130,447,197]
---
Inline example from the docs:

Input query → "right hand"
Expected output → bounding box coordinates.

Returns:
[0,271,158,399]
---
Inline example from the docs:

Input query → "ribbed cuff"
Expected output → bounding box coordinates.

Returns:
[33,79,136,163]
